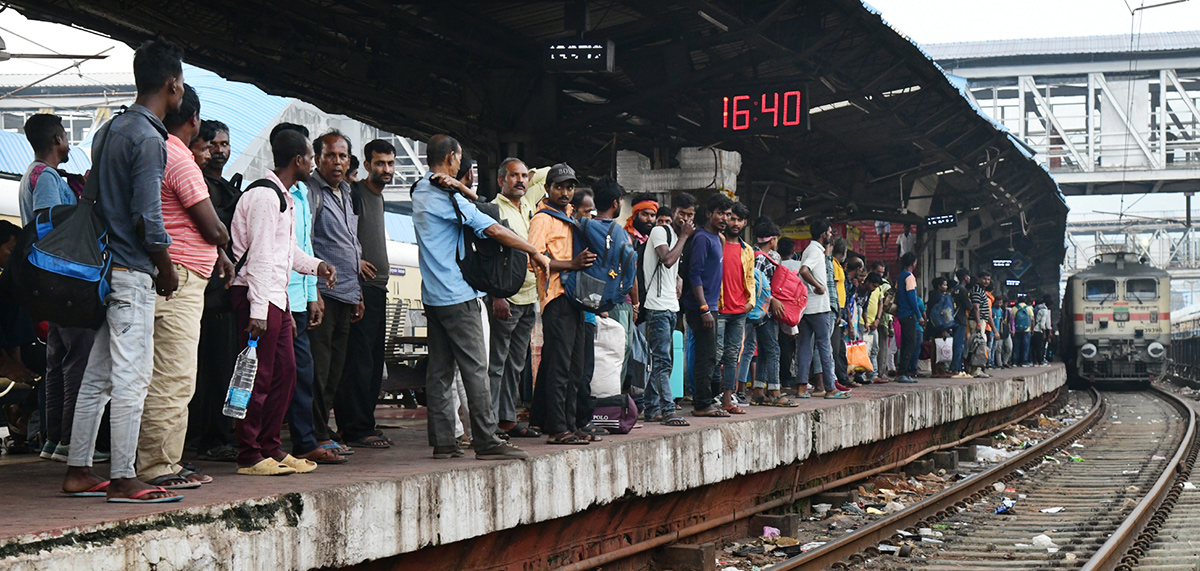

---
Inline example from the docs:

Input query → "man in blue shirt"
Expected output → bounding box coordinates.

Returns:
[895,252,923,383]
[683,193,733,417]
[62,39,185,503]
[412,134,548,460]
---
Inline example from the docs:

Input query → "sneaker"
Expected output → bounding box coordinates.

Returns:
[476,442,529,460]
[432,446,465,459]
[40,440,57,460]
[951,372,973,379]
[896,376,918,384]
[735,393,750,406]
[51,444,110,463]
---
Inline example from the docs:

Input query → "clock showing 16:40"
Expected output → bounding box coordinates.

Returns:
[709,85,810,135]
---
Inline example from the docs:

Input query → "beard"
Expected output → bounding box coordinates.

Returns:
[633,219,654,235]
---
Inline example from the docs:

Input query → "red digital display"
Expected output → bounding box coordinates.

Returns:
[712,86,809,134]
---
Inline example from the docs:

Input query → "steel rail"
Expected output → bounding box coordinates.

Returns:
[1081,385,1198,571]
[770,387,1105,571]
[553,388,1070,571]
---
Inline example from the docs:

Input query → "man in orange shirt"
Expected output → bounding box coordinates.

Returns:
[527,164,597,445]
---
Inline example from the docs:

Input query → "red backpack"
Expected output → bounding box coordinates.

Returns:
[755,252,808,327]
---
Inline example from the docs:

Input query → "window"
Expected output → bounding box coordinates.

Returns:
[1084,279,1116,302]
[1126,278,1159,301]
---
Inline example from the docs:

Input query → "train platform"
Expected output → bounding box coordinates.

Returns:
[0,364,1066,571]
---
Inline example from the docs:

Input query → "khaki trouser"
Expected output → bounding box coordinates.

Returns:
[137,264,207,481]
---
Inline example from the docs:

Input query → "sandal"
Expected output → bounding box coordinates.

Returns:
[319,441,355,455]
[176,468,214,485]
[768,396,801,407]
[298,447,348,465]
[146,474,202,490]
[107,486,182,504]
[824,390,852,399]
[722,405,747,414]
[372,429,395,445]
[346,435,391,449]
[62,480,110,497]
[647,415,664,423]
[197,444,238,462]
[505,423,542,438]
[662,416,690,427]
[692,407,731,418]
[547,431,589,445]
[750,395,767,406]
[574,429,602,442]
[236,457,297,476]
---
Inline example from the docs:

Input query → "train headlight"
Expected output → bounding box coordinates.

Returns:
[1148,342,1165,359]
[1080,343,1098,359]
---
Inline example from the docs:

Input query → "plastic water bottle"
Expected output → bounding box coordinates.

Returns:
[223,338,258,419]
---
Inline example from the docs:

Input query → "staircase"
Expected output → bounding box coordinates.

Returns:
[849,220,901,278]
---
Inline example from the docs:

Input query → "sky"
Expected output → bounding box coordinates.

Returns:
[3,1,1200,216]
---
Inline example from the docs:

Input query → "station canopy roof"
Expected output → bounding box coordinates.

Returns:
[12,0,1067,285]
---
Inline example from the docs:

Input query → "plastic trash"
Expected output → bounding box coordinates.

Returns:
[885,501,905,514]
[995,498,1017,514]
[762,526,780,539]
[992,482,1006,492]
[878,544,901,553]
[223,338,258,419]
[1040,507,1065,514]
[813,503,832,516]
[1068,456,1084,463]
[1152,455,1167,461]
[867,507,886,515]
[977,446,1013,462]
[1184,482,1197,490]
[1031,534,1057,548]
[1070,443,1084,448]
[800,541,826,552]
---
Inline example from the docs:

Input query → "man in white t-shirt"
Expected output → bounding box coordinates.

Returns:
[642,193,696,426]
[896,223,916,259]
[797,219,848,399]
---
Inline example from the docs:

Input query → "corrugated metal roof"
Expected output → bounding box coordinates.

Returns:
[0,129,92,177]
[924,30,1200,61]
[0,72,134,89]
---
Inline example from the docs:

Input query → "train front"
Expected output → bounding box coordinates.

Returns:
[1067,254,1171,384]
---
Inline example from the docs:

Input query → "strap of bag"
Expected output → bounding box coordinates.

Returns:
[232,178,288,275]
[81,114,118,205]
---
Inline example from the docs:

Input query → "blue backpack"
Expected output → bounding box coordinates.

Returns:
[536,208,638,314]
[1015,304,1032,332]
[746,266,771,322]
[930,292,954,333]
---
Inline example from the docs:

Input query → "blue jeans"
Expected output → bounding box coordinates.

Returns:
[684,327,695,398]
[714,313,747,394]
[1014,331,1031,365]
[643,309,677,420]
[798,311,837,392]
[951,324,966,372]
[738,317,781,390]
[69,269,156,479]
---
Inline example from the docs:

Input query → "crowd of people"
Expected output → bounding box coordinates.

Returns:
[0,39,1056,504]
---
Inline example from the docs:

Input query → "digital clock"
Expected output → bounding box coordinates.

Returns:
[709,85,809,134]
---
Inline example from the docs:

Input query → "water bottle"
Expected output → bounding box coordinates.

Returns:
[223,338,259,419]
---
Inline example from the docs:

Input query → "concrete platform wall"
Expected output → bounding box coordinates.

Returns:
[3,367,1065,571]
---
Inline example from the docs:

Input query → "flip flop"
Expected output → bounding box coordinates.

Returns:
[547,431,589,445]
[768,396,801,407]
[824,390,852,399]
[62,480,110,497]
[177,468,214,485]
[107,486,182,504]
[692,407,731,418]
[505,423,542,438]
[662,416,690,427]
[146,474,202,490]
[722,405,747,414]
[346,435,391,449]
[319,442,354,456]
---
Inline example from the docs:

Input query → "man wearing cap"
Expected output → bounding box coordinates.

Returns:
[487,157,545,438]
[527,163,598,445]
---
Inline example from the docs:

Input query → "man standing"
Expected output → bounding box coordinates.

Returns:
[744,217,797,407]
[413,135,547,459]
[829,239,853,388]
[230,129,336,476]
[487,158,544,438]
[798,219,849,399]
[714,202,754,413]
[1033,300,1052,365]
[896,224,916,259]
[306,131,364,454]
[62,40,184,502]
[625,193,659,246]
[894,252,922,384]
[19,114,98,463]
[970,271,997,377]
[1014,297,1034,367]
[137,84,233,488]
[335,139,395,449]
[192,118,240,462]
[642,193,695,426]
[683,193,735,417]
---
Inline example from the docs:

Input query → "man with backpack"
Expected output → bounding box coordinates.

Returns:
[1014,297,1034,367]
[487,158,544,438]
[642,193,695,426]
[19,113,99,464]
[683,193,735,417]
[413,135,548,459]
[527,163,601,444]
[61,40,185,502]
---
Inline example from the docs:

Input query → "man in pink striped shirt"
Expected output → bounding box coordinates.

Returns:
[137,84,235,489]
[229,128,336,476]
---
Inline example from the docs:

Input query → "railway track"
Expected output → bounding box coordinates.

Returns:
[777,386,1197,571]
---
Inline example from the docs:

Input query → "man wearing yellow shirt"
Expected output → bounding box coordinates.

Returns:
[487,158,546,438]
[864,268,892,383]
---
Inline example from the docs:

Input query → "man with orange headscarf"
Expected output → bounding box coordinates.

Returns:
[625,193,659,245]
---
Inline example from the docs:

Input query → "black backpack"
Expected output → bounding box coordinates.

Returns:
[3,123,115,329]
[436,185,527,299]
[229,178,289,276]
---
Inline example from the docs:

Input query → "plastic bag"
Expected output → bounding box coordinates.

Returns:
[591,316,625,398]
[846,340,873,372]
[934,337,953,364]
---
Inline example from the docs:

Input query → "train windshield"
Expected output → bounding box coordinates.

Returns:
[1085,279,1116,302]
[1126,278,1159,302]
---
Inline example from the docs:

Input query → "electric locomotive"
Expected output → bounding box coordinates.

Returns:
[1061,252,1170,385]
